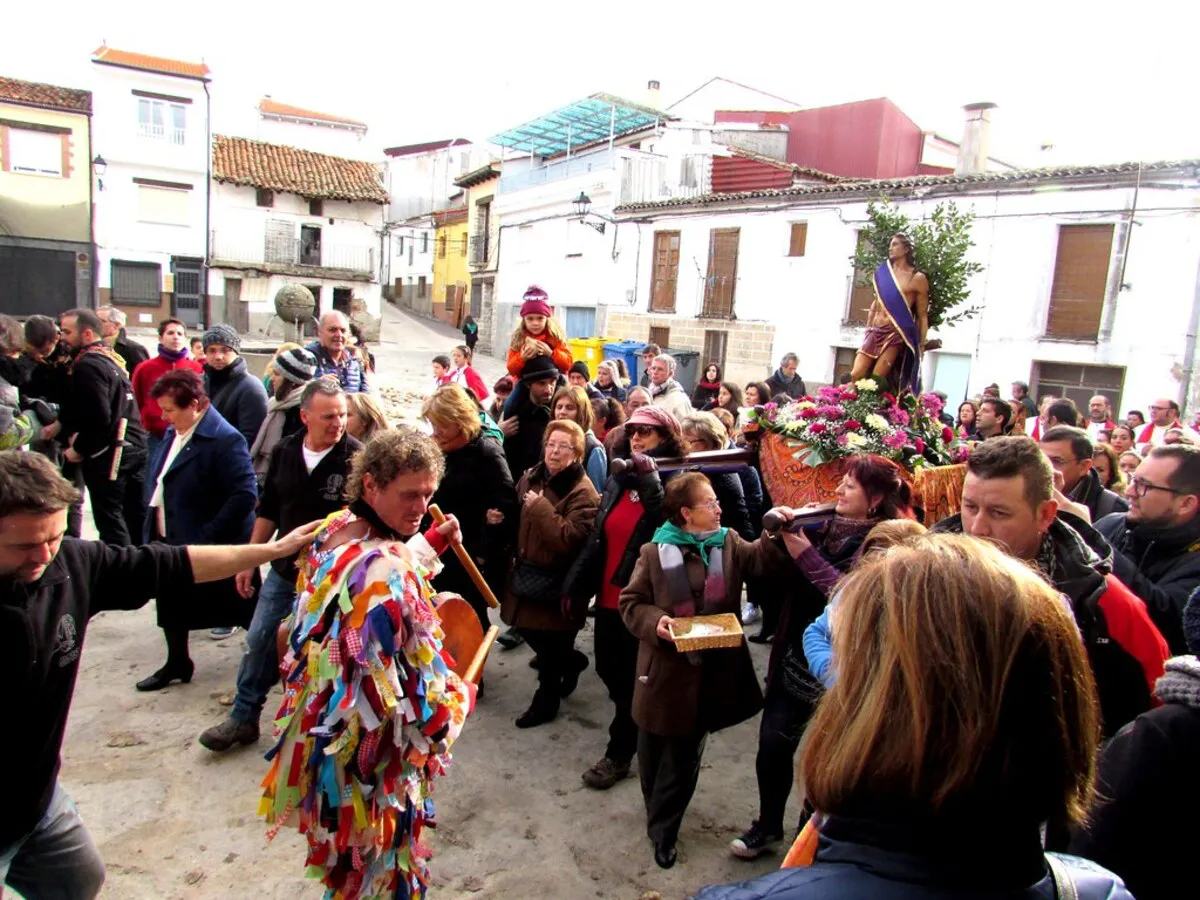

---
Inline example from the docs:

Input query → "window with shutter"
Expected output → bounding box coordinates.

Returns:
[650,231,681,313]
[788,222,808,257]
[1045,224,1114,341]
[702,228,740,318]
[649,326,671,349]
[111,261,161,306]
[703,330,728,372]
[1032,361,1124,412]
[845,231,875,325]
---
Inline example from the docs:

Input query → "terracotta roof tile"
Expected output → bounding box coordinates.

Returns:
[0,76,91,114]
[258,98,366,129]
[383,138,471,158]
[617,159,1200,213]
[212,135,388,204]
[91,45,210,80]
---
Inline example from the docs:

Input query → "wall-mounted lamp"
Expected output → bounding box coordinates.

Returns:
[92,155,107,192]
[573,191,606,234]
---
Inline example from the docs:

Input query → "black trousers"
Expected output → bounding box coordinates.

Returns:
[754,676,818,835]
[59,460,85,539]
[638,729,707,847]
[81,455,145,546]
[521,628,580,710]
[593,608,639,765]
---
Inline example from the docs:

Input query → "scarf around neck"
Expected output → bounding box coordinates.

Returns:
[158,344,189,362]
[653,520,727,565]
[349,497,404,541]
[652,522,728,619]
[649,378,680,398]
[1156,655,1200,708]
[250,389,306,479]
[71,341,126,374]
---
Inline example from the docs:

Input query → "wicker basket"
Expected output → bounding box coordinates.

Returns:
[669,613,744,652]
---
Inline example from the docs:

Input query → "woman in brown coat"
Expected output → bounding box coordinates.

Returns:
[619,472,796,870]
[500,419,600,728]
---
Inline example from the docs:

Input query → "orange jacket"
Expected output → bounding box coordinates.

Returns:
[505,332,573,378]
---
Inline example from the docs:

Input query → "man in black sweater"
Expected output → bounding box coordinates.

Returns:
[97,305,150,374]
[0,451,317,898]
[499,354,559,480]
[199,380,361,752]
[58,308,148,545]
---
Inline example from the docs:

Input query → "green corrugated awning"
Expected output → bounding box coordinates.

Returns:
[490,93,666,157]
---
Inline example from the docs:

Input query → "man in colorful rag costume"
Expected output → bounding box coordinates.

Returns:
[850,232,930,395]
[260,427,471,900]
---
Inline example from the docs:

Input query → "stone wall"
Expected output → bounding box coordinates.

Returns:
[600,310,776,385]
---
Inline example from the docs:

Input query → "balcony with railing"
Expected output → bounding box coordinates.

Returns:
[138,122,186,146]
[211,232,375,279]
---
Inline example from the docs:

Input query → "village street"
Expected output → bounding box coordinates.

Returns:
[63,302,790,900]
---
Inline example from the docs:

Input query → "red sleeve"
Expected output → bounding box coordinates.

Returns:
[131,363,160,436]
[466,368,489,401]
[506,346,524,377]
[1099,574,1170,699]
[549,338,573,374]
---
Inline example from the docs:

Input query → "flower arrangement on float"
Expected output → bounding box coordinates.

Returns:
[747,377,971,470]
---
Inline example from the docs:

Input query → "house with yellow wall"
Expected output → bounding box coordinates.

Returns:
[454,162,500,352]
[431,205,469,326]
[0,75,94,315]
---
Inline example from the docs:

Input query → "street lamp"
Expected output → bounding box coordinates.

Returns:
[573,191,605,234]
[92,155,107,191]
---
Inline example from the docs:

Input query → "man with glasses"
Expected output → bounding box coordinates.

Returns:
[1136,398,1182,449]
[1097,444,1200,654]
[1041,426,1128,522]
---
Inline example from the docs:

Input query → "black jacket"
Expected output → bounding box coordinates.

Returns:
[0,539,192,845]
[113,331,149,374]
[1069,469,1129,524]
[691,382,720,410]
[21,343,73,407]
[710,470,754,540]
[937,513,1168,736]
[204,357,268,449]
[765,369,807,401]
[60,343,147,464]
[1096,512,1200,654]
[426,435,517,610]
[503,398,552,485]
[259,431,361,582]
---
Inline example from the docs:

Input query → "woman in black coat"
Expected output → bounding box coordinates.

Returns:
[136,369,258,691]
[423,385,518,631]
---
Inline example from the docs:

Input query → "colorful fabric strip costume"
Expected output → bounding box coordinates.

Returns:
[260,508,471,900]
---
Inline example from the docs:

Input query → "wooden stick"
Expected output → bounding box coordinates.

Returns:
[463,625,500,685]
[108,418,128,481]
[427,503,499,608]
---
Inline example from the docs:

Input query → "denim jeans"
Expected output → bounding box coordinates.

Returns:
[231,568,297,726]
[0,783,105,899]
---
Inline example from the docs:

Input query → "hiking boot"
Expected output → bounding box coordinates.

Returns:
[581,756,630,790]
[730,820,784,860]
[198,717,260,752]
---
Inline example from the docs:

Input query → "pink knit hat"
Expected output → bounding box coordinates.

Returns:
[520,285,552,318]
[627,405,682,436]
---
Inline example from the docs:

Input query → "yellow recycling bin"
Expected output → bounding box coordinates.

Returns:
[567,337,608,380]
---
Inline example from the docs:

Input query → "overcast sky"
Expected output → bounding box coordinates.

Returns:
[6,0,1197,166]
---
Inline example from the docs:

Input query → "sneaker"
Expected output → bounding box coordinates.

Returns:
[730,821,783,860]
[209,626,239,640]
[581,756,630,790]
[198,717,260,752]
[740,602,762,626]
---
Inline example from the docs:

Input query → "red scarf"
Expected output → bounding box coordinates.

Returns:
[1138,421,1180,444]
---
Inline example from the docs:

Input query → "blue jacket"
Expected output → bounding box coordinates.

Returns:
[306,340,369,393]
[143,405,257,546]
[802,604,835,687]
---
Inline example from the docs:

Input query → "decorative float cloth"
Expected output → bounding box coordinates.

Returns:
[260,508,471,900]
[759,433,966,526]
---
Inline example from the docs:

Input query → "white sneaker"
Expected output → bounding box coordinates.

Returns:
[209,626,240,640]
[740,602,761,626]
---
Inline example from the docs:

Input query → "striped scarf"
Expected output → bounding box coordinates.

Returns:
[70,341,127,374]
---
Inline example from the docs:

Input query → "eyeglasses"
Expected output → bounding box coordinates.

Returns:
[544,441,575,454]
[627,425,659,437]
[689,498,721,511]
[1149,406,1173,412]
[1043,454,1081,467]
[1128,475,1187,498]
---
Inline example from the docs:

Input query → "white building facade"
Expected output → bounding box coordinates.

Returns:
[90,45,211,329]
[608,161,1200,414]
[207,135,388,338]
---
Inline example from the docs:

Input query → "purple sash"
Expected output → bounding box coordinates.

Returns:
[872,261,921,394]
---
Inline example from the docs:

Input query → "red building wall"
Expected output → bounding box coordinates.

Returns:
[711,156,795,192]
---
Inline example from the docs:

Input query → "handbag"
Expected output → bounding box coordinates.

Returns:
[779,643,822,704]
[510,558,562,605]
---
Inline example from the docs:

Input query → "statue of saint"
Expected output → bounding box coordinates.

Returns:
[849,233,933,394]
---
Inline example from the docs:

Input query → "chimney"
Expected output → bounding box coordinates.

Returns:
[955,102,997,175]
[647,80,661,110]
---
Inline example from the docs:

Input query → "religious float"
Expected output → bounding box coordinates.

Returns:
[750,377,969,526]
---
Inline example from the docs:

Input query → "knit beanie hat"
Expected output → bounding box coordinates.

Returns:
[202,323,241,353]
[1185,587,1200,655]
[274,347,317,385]
[628,405,682,436]
[520,285,552,319]
[569,361,592,382]
[520,354,561,385]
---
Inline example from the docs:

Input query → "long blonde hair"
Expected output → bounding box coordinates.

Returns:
[801,533,1100,828]
[509,313,566,351]
[346,392,389,443]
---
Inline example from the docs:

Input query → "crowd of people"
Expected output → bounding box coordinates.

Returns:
[2,289,1198,899]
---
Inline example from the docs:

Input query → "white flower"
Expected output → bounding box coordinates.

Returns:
[865,414,890,432]
[796,400,816,410]
[855,378,879,392]
[845,432,868,448]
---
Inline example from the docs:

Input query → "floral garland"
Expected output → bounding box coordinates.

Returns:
[748,377,970,470]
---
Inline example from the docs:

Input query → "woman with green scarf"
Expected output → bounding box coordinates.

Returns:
[619,472,799,870]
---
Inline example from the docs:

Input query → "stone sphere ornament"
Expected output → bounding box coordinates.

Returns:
[274,283,316,324]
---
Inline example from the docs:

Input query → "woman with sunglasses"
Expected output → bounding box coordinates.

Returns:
[565,406,688,792]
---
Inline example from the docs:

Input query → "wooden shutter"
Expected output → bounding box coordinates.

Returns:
[703,329,728,372]
[650,231,681,313]
[1045,224,1114,340]
[649,326,671,349]
[702,228,740,318]
[788,222,808,257]
[846,232,874,325]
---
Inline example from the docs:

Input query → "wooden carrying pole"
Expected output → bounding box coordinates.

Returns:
[463,625,500,685]
[427,503,499,608]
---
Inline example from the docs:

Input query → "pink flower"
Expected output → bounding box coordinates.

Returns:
[818,386,841,403]
[914,437,926,454]
[888,407,911,427]
[882,392,897,405]
[799,407,820,419]
[817,405,845,420]
[953,444,972,463]
[883,431,908,449]
[836,434,850,447]
[920,392,944,415]
[809,422,827,435]
[844,419,862,431]
[839,390,858,402]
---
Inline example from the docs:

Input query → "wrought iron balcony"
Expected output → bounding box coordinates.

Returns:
[211,233,375,275]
